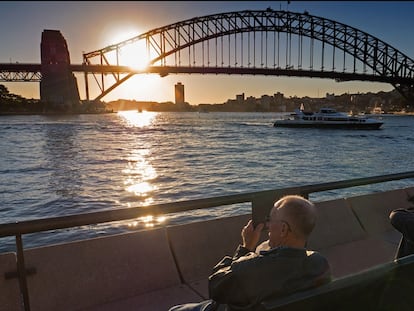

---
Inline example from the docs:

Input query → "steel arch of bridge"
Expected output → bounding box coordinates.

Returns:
[83,9,414,102]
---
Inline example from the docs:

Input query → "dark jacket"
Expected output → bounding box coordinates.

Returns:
[390,208,414,258]
[208,245,331,310]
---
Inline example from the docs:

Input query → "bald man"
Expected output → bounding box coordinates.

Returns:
[169,195,331,311]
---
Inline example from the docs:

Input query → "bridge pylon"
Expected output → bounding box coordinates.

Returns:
[40,29,81,112]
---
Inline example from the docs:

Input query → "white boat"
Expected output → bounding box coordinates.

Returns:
[274,106,383,130]
[371,105,385,115]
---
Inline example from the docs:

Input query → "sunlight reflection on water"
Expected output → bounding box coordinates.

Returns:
[117,110,156,128]
[118,110,165,227]
[2,113,414,252]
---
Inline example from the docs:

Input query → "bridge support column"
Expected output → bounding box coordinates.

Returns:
[40,29,81,113]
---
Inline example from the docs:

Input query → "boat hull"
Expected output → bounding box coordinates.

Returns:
[273,121,383,130]
[274,106,384,130]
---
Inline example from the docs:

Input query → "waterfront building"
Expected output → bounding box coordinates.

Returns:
[236,93,245,102]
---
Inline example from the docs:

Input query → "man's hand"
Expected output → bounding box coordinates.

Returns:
[241,220,265,251]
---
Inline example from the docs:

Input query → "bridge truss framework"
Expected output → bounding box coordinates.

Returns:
[1,10,413,102]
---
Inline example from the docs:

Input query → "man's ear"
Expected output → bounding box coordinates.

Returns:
[280,222,290,236]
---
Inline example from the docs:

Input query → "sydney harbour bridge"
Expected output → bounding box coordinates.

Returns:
[1,9,414,108]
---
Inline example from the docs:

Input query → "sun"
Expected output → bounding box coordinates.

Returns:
[119,41,150,70]
[107,28,151,70]
[98,26,166,101]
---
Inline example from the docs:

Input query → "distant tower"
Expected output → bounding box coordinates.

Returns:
[175,82,185,105]
[236,93,245,102]
[40,29,80,111]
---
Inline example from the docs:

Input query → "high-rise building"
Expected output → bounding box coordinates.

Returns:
[175,82,185,105]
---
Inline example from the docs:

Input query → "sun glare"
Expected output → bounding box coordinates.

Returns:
[117,110,156,127]
[119,40,150,70]
[108,74,164,102]
[98,27,166,101]
[106,28,151,70]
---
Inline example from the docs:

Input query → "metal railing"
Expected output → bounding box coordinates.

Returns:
[2,171,414,311]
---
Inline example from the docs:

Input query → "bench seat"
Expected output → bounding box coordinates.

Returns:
[0,252,22,311]
[259,254,414,311]
[23,228,201,311]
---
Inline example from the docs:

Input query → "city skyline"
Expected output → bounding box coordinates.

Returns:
[1,1,413,105]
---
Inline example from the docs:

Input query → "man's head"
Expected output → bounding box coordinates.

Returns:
[267,195,317,249]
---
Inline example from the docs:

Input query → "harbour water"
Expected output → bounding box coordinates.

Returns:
[1,111,414,253]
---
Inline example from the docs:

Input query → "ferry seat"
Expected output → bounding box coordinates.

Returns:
[23,228,202,311]
[167,214,251,299]
[0,252,22,311]
[258,254,414,311]
[307,198,375,277]
[324,188,411,276]
[308,198,367,250]
[346,188,413,236]
[403,186,414,206]
[346,188,410,252]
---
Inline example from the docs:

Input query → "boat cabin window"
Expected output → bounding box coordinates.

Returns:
[320,108,336,114]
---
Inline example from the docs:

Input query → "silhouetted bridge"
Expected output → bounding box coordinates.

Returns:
[1,9,414,103]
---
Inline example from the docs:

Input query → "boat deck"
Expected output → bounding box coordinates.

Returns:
[1,185,414,310]
[273,107,384,129]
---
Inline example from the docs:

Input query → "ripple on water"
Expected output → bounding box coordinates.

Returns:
[1,113,414,252]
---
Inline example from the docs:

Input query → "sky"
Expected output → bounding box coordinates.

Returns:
[1,1,414,105]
